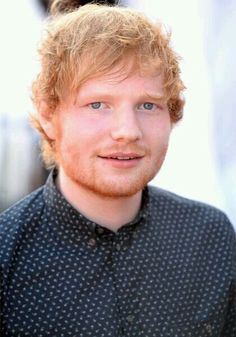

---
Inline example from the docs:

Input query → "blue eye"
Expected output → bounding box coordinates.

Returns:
[143,102,154,110]
[90,102,102,109]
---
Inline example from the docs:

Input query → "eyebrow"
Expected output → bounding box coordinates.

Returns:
[141,92,166,102]
[75,91,166,105]
[78,92,165,100]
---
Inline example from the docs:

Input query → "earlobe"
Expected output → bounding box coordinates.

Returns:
[38,101,57,140]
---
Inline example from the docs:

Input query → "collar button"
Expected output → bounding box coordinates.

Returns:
[88,238,96,247]
[97,227,104,235]
[115,243,121,251]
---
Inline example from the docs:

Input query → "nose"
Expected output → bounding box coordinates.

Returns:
[110,107,142,143]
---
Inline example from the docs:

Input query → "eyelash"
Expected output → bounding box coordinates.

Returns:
[89,102,105,109]
[139,102,157,111]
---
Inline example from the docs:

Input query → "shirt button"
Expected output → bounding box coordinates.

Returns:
[133,231,138,238]
[88,238,96,247]
[115,243,121,251]
[205,323,212,335]
[126,315,134,323]
[97,227,104,235]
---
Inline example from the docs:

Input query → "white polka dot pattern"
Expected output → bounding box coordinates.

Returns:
[0,170,235,336]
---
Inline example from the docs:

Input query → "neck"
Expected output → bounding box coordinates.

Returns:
[56,169,142,232]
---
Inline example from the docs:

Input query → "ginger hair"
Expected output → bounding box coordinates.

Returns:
[31,2,185,167]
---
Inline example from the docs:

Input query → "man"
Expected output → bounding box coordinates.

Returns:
[0,1,235,336]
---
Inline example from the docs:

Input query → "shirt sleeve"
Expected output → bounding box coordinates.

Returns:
[220,280,236,336]
[220,229,236,336]
[0,267,3,334]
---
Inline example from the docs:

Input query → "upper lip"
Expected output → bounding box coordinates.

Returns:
[99,152,144,159]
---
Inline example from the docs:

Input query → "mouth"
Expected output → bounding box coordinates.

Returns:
[98,153,144,160]
[98,152,144,168]
[102,156,139,161]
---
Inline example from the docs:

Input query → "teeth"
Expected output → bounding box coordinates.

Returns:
[111,156,133,160]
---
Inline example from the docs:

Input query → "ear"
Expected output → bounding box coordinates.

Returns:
[38,101,57,140]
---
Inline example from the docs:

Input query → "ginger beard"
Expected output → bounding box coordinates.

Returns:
[56,139,169,198]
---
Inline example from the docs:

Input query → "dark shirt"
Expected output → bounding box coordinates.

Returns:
[0,170,235,337]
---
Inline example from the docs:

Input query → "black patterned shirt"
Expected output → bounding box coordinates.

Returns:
[0,170,235,337]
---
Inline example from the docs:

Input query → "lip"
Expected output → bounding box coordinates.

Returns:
[100,152,143,159]
[98,152,144,169]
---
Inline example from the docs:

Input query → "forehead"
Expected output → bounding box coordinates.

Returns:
[80,71,164,92]
[77,59,165,96]
[77,53,163,85]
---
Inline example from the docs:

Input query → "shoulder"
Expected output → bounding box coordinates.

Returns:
[0,186,45,228]
[147,185,236,277]
[147,184,236,245]
[0,187,45,266]
[148,184,232,222]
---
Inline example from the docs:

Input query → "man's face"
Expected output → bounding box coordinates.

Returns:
[51,67,172,198]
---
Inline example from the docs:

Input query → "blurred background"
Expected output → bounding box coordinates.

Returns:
[0,0,235,228]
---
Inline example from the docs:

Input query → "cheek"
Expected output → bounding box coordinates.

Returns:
[158,122,171,142]
[66,114,107,139]
[144,117,171,145]
[58,116,107,155]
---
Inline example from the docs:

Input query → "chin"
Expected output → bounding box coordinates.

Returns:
[87,184,144,198]
[72,172,156,198]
